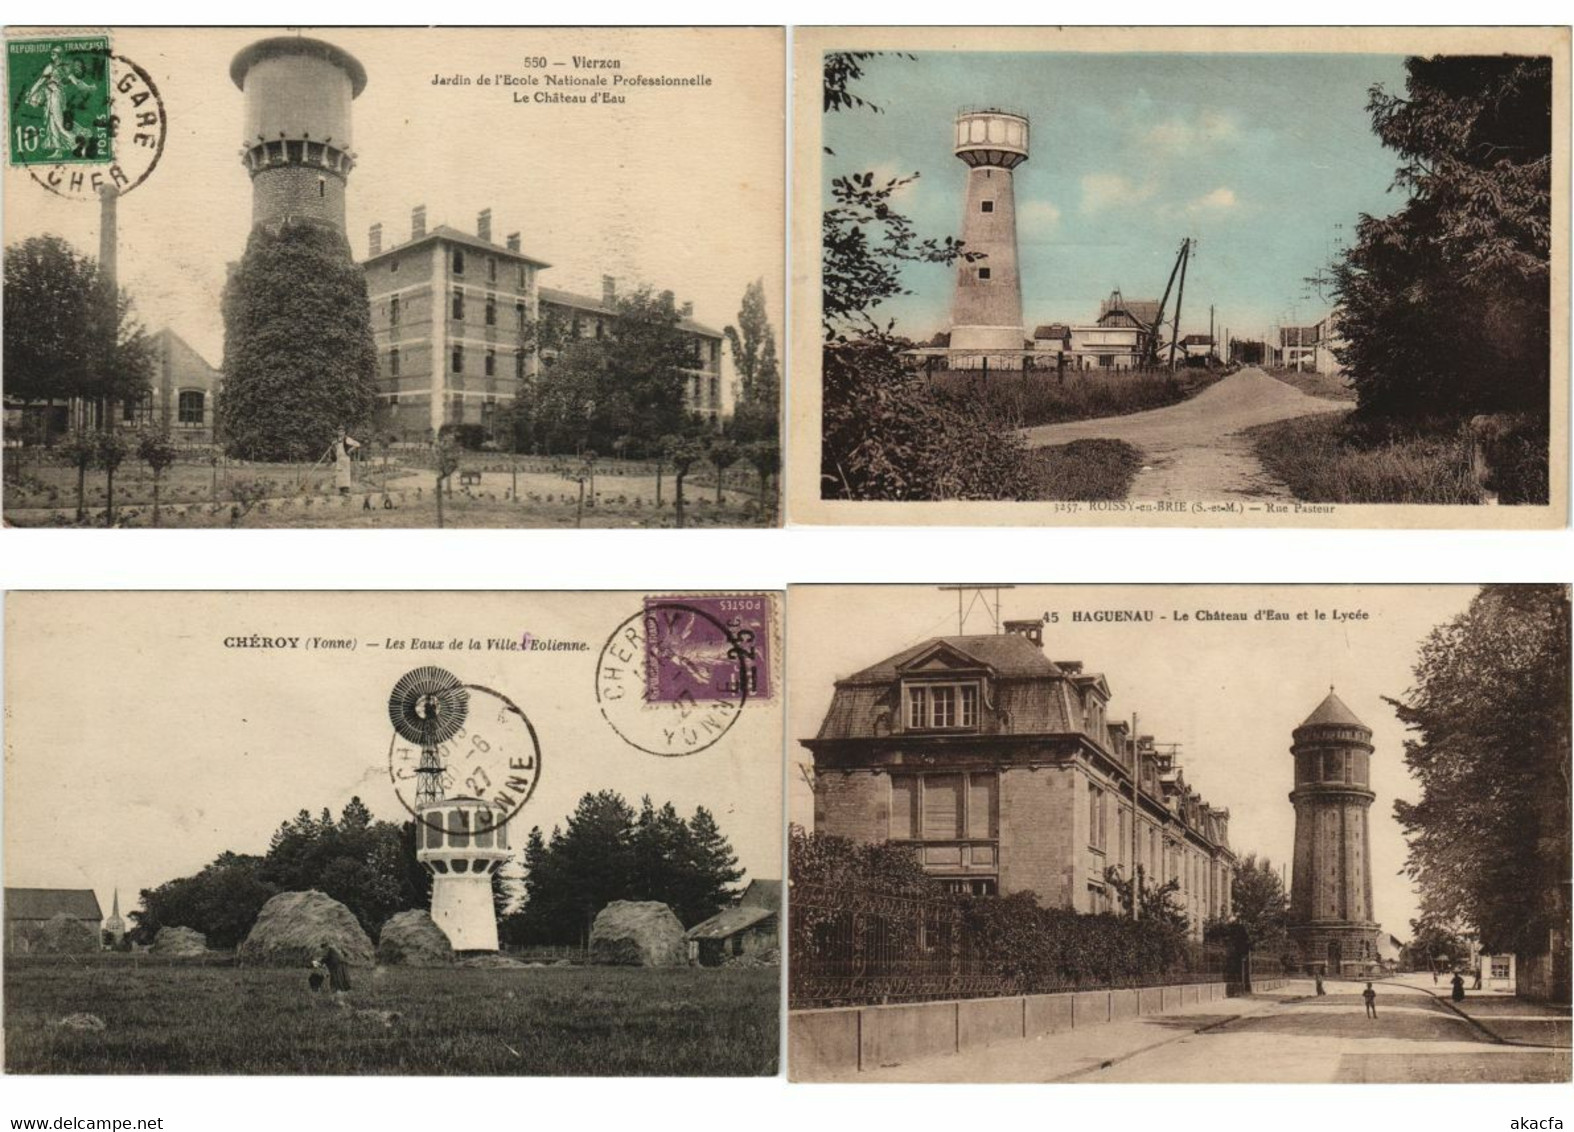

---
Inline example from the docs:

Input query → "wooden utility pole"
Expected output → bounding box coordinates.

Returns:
[1168,239,1191,372]
[1146,242,1186,368]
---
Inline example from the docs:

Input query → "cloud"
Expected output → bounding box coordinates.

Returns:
[1144,111,1241,152]
[1019,198,1062,234]
[1080,173,1155,214]
[1187,186,1238,213]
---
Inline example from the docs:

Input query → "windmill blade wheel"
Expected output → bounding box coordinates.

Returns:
[388,666,469,747]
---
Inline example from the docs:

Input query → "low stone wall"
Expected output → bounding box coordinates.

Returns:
[791,981,1230,1078]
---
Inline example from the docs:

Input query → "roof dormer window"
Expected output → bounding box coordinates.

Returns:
[906,682,979,731]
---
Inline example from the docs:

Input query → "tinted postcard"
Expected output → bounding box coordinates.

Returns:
[4,591,783,1074]
[790,27,1569,527]
[3,27,784,528]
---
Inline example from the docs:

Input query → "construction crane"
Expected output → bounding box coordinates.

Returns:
[1143,237,1194,370]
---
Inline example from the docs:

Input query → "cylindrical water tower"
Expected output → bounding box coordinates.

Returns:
[415,795,510,952]
[1287,691,1381,976]
[230,36,367,233]
[949,109,1029,358]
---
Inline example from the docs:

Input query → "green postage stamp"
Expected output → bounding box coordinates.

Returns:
[7,35,113,167]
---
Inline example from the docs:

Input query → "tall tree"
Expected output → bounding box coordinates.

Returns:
[1391,585,1570,957]
[219,220,379,461]
[1332,56,1551,418]
[3,234,154,412]
[724,278,780,444]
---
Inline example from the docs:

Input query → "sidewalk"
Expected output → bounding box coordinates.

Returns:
[1388,973,1571,1049]
[833,989,1295,1083]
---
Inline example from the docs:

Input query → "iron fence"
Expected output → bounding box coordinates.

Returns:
[790,882,1228,1010]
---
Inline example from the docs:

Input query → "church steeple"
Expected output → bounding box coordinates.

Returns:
[104,885,126,945]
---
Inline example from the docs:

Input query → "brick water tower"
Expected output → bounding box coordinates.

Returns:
[949,109,1029,362]
[1287,690,1381,976]
[230,35,367,233]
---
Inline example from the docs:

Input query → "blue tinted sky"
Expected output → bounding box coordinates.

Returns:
[823,52,1412,341]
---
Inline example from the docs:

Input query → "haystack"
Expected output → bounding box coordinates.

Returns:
[376,910,453,967]
[151,925,208,955]
[238,890,373,967]
[30,912,99,954]
[589,900,686,967]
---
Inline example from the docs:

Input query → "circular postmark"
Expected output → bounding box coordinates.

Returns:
[595,599,758,757]
[386,679,542,835]
[18,51,167,200]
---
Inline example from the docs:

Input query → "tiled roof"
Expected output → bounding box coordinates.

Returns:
[685,904,777,940]
[1298,691,1368,731]
[842,634,1062,684]
[539,286,723,339]
[363,224,552,269]
[5,888,103,922]
[1098,297,1162,329]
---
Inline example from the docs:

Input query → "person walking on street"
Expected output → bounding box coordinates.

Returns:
[1315,972,1326,996]
[1363,982,1377,1019]
[1451,972,1466,1003]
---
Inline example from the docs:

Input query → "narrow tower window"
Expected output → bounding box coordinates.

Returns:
[981,200,994,213]
[978,267,992,280]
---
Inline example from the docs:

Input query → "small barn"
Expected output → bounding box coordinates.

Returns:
[686,879,780,966]
[5,887,103,953]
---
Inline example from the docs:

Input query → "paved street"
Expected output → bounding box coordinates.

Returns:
[847,979,1571,1084]
[1020,367,1349,501]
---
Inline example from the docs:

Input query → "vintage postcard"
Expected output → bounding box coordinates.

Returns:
[2,27,784,528]
[790,27,1569,527]
[787,583,1571,1082]
[3,591,783,1075]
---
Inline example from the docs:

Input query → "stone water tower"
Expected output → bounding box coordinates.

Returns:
[948,109,1029,361]
[416,796,510,952]
[230,35,367,233]
[1287,690,1381,976]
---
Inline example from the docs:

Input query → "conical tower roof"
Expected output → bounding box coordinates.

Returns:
[1298,689,1368,731]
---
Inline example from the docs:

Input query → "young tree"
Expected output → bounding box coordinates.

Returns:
[432,427,461,529]
[58,429,96,522]
[743,438,780,511]
[708,437,740,504]
[3,234,154,415]
[136,428,178,527]
[663,433,706,529]
[1391,585,1570,959]
[220,220,379,461]
[94,428,128,526]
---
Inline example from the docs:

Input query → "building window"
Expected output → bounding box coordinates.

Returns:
[485,349,496,377]
[389,348,400,377]
[452,345,464,374]
[890,771,997,843]
[515,349,526,380]
[709,376,719,405]
[390,295,400,326]
[981,200,994,213]
[1324,751,1343,781]
[1089,784,1107,852]
[905,683,979,731]
[485,295,496,326]
[516,302,526,330]
[1490,956,1511,979]
[518,263,527,288]
[452,248,465,275]
[487,256,497,283]
[177,390,205,425]
[978,267,992,280]
[452,288,465,321]
[390,258,399,274]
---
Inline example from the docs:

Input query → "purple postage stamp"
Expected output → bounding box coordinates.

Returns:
[642,594,774,705]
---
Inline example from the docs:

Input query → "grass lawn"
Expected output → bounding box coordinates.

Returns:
[1263,366,1358,402]
[935,366,1223,429]
[3,455,774,528]
[3,962,779,1075]
[1243,414,1486,504]
[1026,439,1143,501]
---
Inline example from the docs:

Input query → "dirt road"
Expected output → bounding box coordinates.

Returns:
[1021,367,1350,501]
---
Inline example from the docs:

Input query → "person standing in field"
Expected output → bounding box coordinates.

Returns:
[1362,982,1377,1019]
[335,427,361,495]
[322,944,352,994]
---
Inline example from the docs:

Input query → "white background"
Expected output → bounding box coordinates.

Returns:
[2,2,1571,1129]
